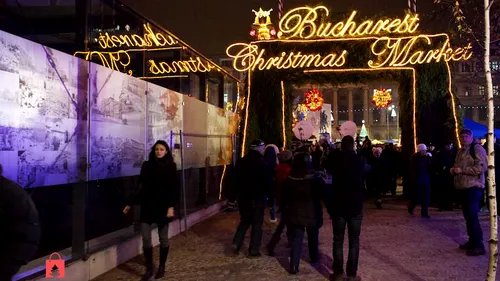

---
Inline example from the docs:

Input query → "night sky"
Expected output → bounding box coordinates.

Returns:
[121,0,442,58]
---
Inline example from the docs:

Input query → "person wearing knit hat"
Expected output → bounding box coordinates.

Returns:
[249,139,265,154]
[417,143,427,153]
[408,143,432,219]
[231,139,273,258]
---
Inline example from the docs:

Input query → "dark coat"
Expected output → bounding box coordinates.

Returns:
[311,148,323,170]
[382,147,401,176]
[0,176,40,266]
[274,163,292,208]
[282,173,325,228]
[370,156,389,187]
[410,153,432,187]
[131,159,180,224]
[234,150,273,204]
[329,151,367,216]
[435,149,455,176]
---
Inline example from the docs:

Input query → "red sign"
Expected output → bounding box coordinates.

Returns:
[46,252,65,279]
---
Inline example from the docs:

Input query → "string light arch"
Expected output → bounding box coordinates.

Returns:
[238,6,465,156]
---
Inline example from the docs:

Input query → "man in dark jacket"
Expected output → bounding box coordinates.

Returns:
[435,141,455,211]
[231,139,272,258]
[0,166,40,281]
[371,147,388,209]
[381,143,400,196]
[328,136,366,281]
[408,143,432,218]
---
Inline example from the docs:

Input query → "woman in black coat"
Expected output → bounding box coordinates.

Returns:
[281,152,326,274]
[123,140,179,281]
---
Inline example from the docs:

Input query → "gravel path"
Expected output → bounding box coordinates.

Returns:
[92,200,495,281]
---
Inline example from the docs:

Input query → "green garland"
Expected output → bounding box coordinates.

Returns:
[239,39,461,158]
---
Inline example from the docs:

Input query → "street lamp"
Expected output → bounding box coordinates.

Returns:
[390,105,398,142]
[386,105,396,140]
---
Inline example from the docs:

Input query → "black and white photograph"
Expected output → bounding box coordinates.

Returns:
[89,64,146,180]
[0,29,87,187]
[146,82,183,164]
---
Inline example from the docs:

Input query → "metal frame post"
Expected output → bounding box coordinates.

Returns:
[180,130,188,235]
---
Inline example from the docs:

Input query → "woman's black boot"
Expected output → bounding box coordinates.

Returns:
[142,247,154,281]
[155,246,169,279]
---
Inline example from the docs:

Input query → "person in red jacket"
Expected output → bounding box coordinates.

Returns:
[266,150,293,256]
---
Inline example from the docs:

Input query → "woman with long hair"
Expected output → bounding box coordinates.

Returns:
[329,136,367,281]
[123,140,179,281]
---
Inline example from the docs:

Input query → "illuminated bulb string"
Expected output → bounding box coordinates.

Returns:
[411,68,417,152]
[234,82,240,113]
[460,106,500,109]
[138,75,188,79]
[281,81,286,150]
[445,61,461,148]
[256,33,452,44]
[242,70,252,157]
[219,164,227,200]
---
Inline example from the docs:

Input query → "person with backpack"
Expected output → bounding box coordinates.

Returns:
[450,128,488,256]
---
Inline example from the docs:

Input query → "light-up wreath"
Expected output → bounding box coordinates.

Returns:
[371,88,392,108]
[304,89,324,111]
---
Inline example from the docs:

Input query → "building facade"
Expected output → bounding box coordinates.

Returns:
[453,44,500,127]
[293,82,400,141]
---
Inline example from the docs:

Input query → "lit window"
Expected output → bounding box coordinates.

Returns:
[479,86,485,96]
[494,85,499,96]
[491,61,499,72]
[464,86,471,96]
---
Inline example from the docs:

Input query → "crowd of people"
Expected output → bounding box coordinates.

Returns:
[0,127,495,281]
[230,136,366,281]
[228,127,492,281]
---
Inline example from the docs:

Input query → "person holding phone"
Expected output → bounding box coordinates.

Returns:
[123,140,179,281]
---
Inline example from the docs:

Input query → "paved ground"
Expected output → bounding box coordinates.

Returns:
[93,200,494,281]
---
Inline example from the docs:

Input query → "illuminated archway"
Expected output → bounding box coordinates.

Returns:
[228,6,468,156]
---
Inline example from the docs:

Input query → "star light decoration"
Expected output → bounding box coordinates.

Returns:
[371,88,392,108]
[304,89,324,112]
